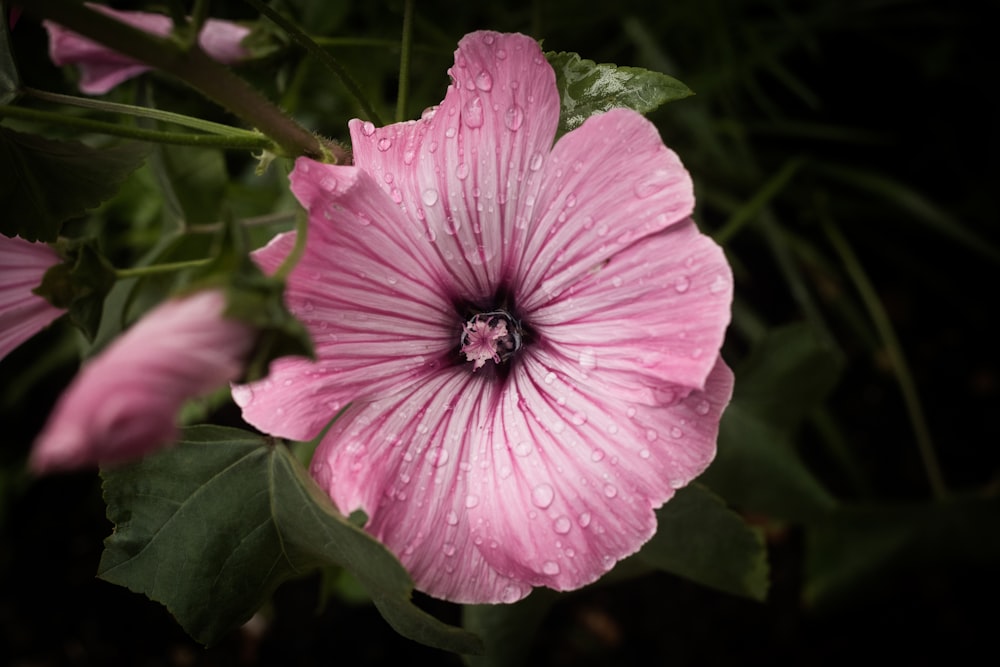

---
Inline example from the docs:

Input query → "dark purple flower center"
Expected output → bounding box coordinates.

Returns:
[460,310,522,371]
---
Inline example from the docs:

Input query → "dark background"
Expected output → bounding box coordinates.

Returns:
[3,0,998,665]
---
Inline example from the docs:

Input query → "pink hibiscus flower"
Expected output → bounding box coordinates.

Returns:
[44,3,250,95]
[234,31,734,604]
[32,289,256,473]
[0,235,63,362]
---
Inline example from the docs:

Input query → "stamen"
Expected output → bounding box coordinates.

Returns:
[460,310,521,370]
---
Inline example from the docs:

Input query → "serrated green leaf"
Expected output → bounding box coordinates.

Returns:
[546,51,693,136]
[98,426,482,654]
[637,484,769,600]
[700,324,840,521]
[0,127,148,242]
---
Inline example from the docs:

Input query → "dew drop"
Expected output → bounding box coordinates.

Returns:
[603,484,618,498]
[456,163,470,180]
[514,442,532,457]
[360,121,376,136]
[591,449,605,462]
[578,348,597,369]
[446,510,459,525]
[383,172,394,184]
[645,428,659,442]
[565,194,577,208]
[626,407,637,418]
[442,542,457,557]
[500,584,522,603]
[390,188,403,203]
[639,448,651,459]
[543,371,557,385]
[421,188,439,206]
[465,494,480,508]
[377,137,392,151]
[531,483,555,509]
[463,96,484,128]
[529,152,544,171]
[607,423,619,435]
[403,149,416,165]
[496,48,507,59]
[571,412,588,426]
[554,516,572,534]
[671,426,684,438]
[433,448,450,466]
[634,173,667,198]
[674,276,690,293]
[578,512,592,528]
[542,561,560,575]
[504,104,524,131]
[475,70,494,91]
[710,274,728,294]
[695,400,711,415]
[319,175,337,192]
[445,127,457,138]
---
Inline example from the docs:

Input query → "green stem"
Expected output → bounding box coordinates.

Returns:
[395,0,414,123]
[23,0,341,161]
[115,258,211,279]
[822,218,949,500]
[22,87,261,137]
[273,211,308,281]
[241,0,383,127]
[0,104,274,150]
[714,158,803,244]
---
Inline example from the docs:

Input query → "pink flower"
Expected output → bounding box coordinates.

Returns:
[44,3,250,95]
[31,289,255,473]
[234,31,734,603]
[0,235,63,361]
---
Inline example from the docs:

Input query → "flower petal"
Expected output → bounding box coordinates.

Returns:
[530,218,733,402]
[347,31,560,303]
[0,236,62,361]
[234,161,461,442]
[464,353,733,592]
[45,4,249,95]
[32,290,254,473]
[310,368,534,603]
[516,108,695,311]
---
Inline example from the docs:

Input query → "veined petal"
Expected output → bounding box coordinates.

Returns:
[530,219,733,401]
[234,161,461,442]
[310,368,533,604]
[31,290,254,472]
[516,108,694,311]
[0,236,63,361]
[348,31,560,303]
[465,354,733,592]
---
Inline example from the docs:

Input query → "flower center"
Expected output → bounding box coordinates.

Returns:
[460,310,522,371]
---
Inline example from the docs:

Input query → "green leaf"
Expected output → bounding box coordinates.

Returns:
[463,589,560,667]
[1,7,19,105]
[699,324,840,521]
[636,484,769,600]
[804,495,1000,608]
[98,426,483,654]
[546,51,693,136]
[34,238,116,341]
[0,127,148,242]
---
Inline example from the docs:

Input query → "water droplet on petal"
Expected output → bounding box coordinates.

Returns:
[634,172,668,198]
[496,48,507,60]
[442,542,456,557]
[514,442,532,457]
[421,188,439,206]
[554,516,572,534]
[571,412,587,426]
[446,510,459,525]
[403,149,416,165]
[578,512,592,528]
[531,483,555,509]
[361,121,376,136]
[377,137,392,151]
[543,371,557,385]
[504,104,524,131]
[529,152,544,171]
[674,276,690,293]
[445,126,457,138]
[500,584,522,603]
[591,449,605,462]
[646,428,659,441]
[433,448,450,466]
[463,96,484,128]
[578,348,597,369]
[710,274,728,294]
[465,494,480,508]
[603,484,618,498]
[542,561,560,575]
[319,176,337,192]
[456,163,470,180]
[639,448,651,459]
[475,70,494,91]
[695,400,711,415]
[671,426,684,438]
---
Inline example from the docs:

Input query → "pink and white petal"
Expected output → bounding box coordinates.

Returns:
[32,290,254,472]
[530,218,733,402]
[348,31,560,303]
[235,161,461,442]
[515,108,695,312]
[310,368,533,603]
[463,353,733,592]
[196,18,250,62]
[0,237,62,360]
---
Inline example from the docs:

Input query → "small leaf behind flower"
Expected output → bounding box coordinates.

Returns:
[98,426,483,654]
[638,484,769,601]
[546,51,693,137]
